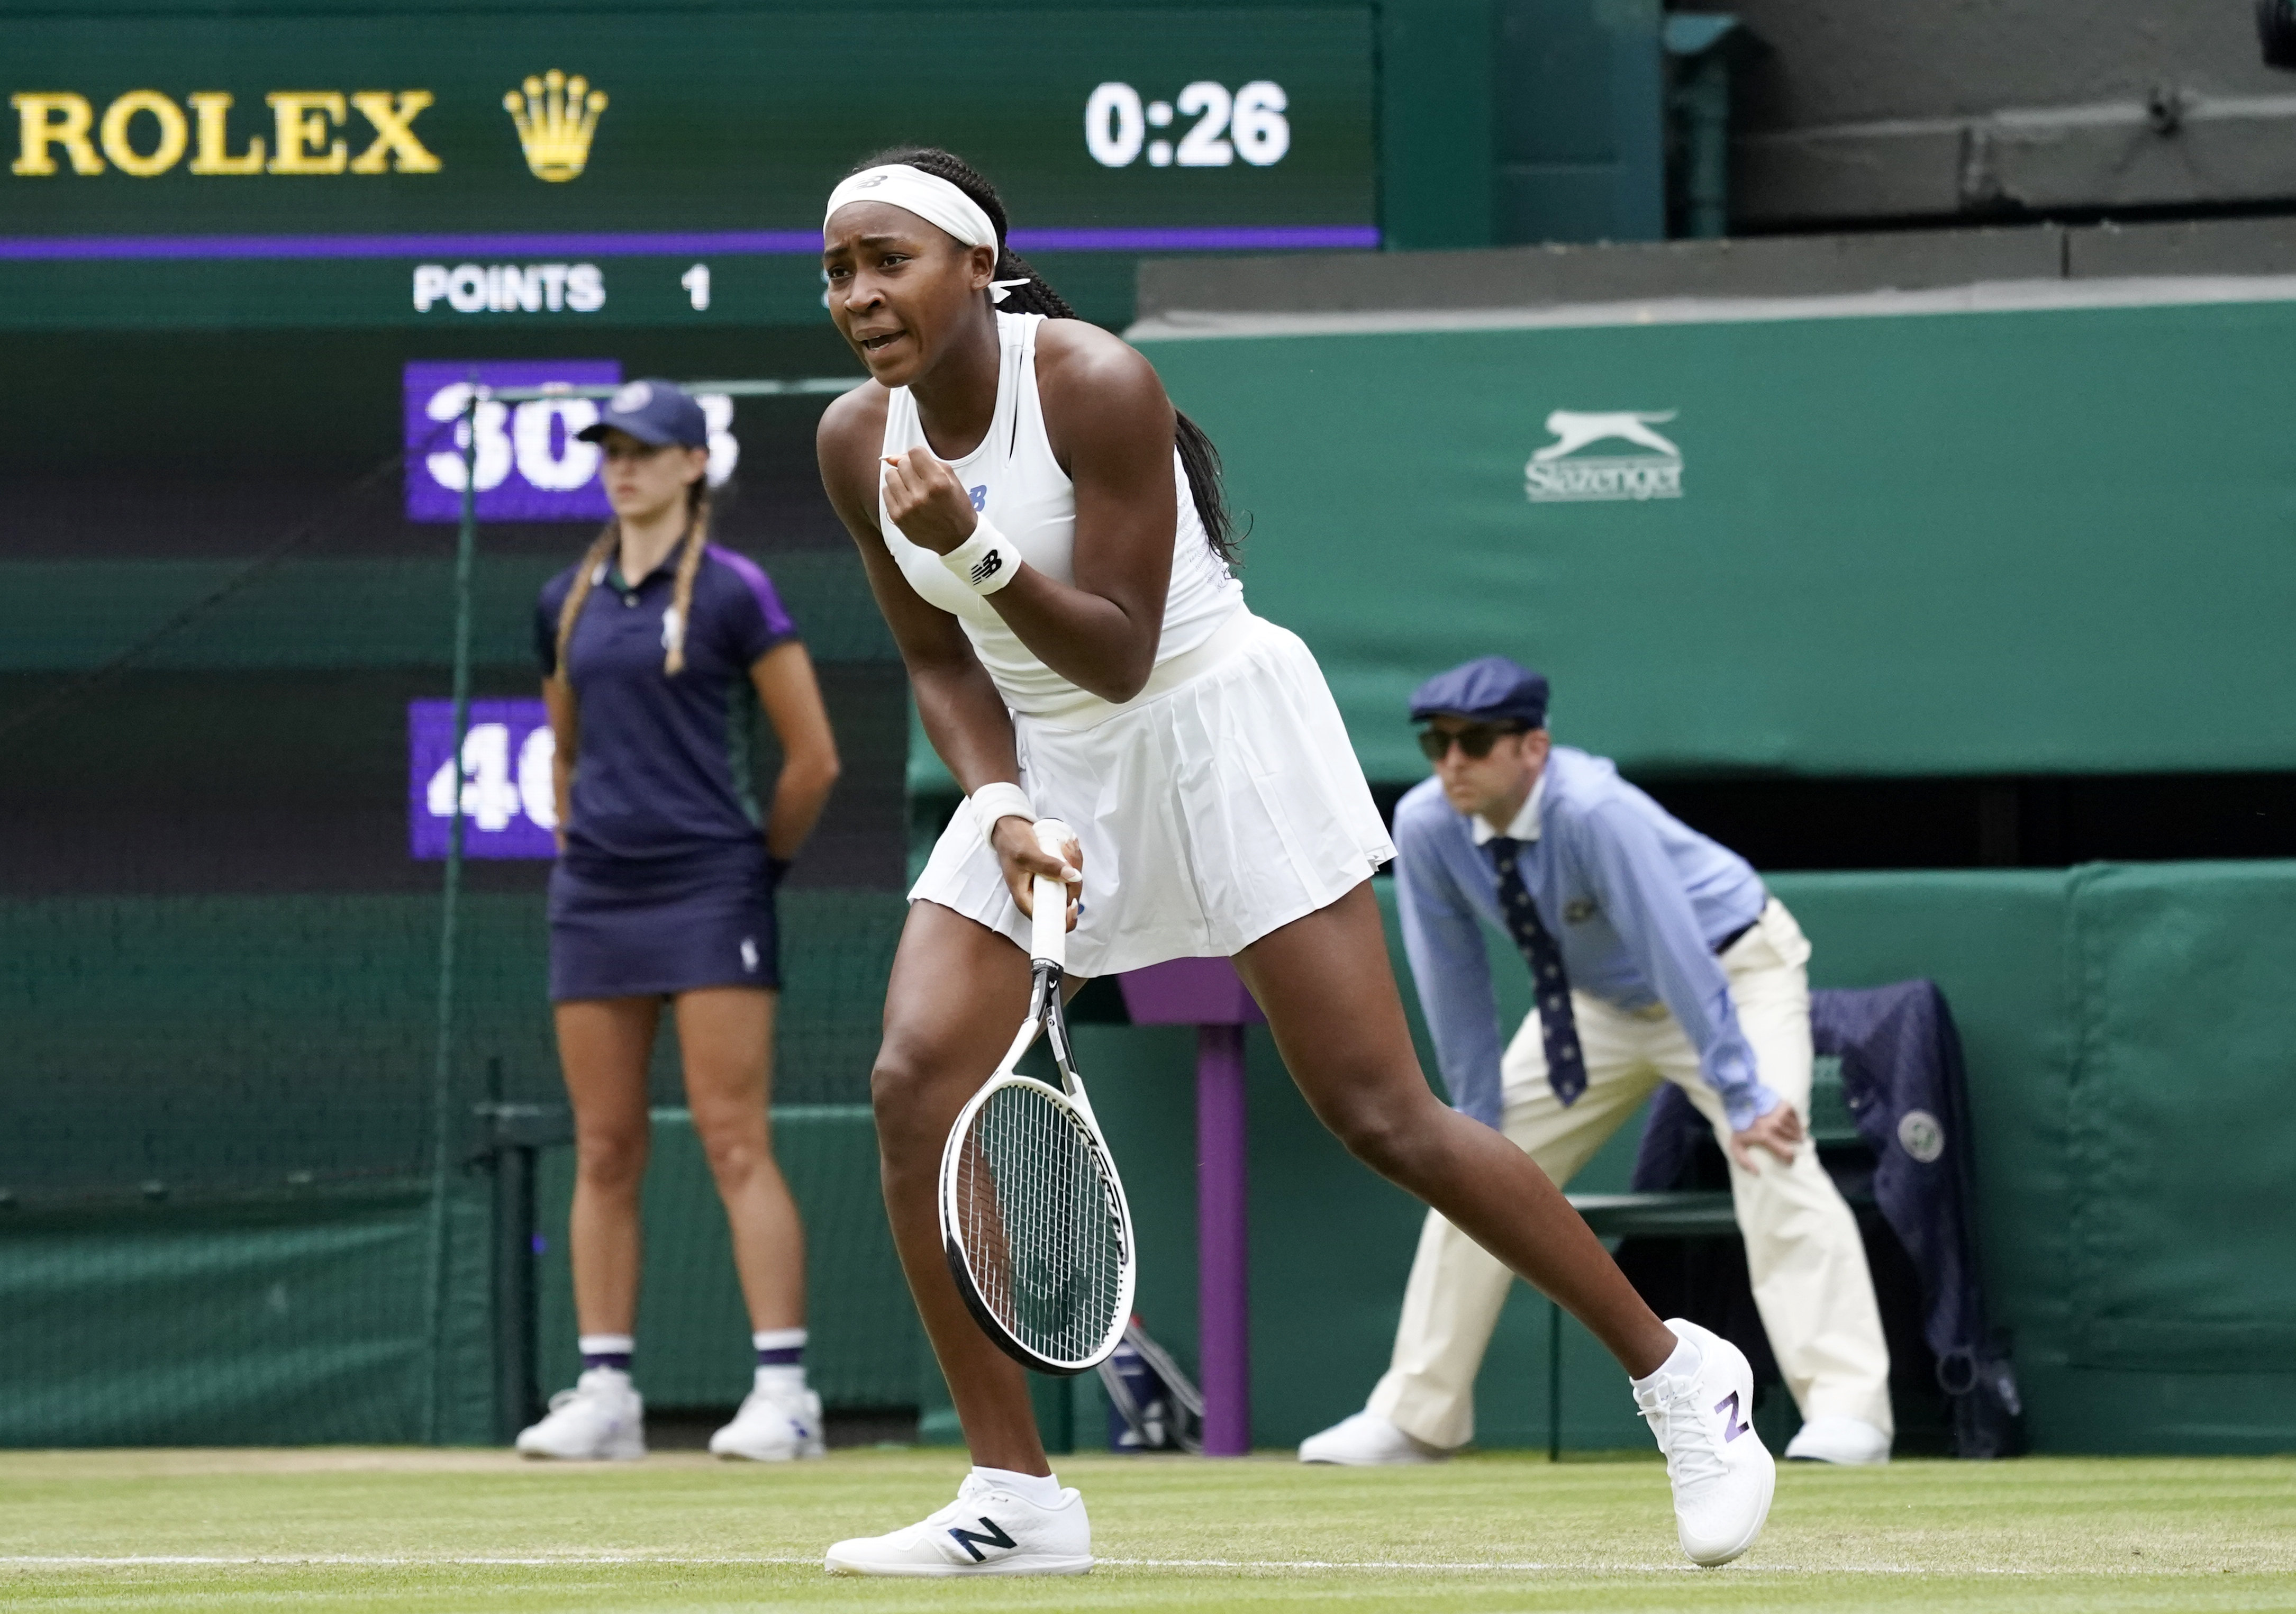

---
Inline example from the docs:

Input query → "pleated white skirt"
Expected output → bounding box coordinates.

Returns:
[910,613,1396,978]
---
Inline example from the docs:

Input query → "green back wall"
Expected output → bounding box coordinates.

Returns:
[1136,289,2296,779]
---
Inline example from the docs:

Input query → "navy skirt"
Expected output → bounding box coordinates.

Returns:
[547,845,781,1002]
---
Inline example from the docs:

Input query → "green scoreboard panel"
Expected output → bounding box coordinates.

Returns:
[2,8,1375,330]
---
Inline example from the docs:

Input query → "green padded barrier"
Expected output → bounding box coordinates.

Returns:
[532,1108,921,1412]
[1771,863,2296,1452]
[1,895,537,1204]
[2064,862,2296,1372]
[1041,866,2296,1454]
[1136,293,2296,779]
[0,1182,495,1448]
[0,889,902,1208]
[1766,870,2075,1361]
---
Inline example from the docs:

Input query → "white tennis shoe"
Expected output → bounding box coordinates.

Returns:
[709,1381,827,1461]
[514,1367,645,1461]
[1634,1319,1775,1566]
[1783,1414,1891,1465]
[1297,1410,1451,1465]
[823,1473,1092,1577]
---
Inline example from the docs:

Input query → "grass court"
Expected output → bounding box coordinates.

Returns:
[3,1447,2292,1611]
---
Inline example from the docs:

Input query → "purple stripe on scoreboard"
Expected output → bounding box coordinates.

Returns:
[0,225,1380,261]
[409,698,560,861]
[1018,225,1377,252]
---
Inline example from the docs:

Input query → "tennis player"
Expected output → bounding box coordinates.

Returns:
[814,148,1774,1575]
[515,379,841,1463]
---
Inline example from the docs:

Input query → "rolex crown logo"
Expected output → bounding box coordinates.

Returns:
[504,69,607,182]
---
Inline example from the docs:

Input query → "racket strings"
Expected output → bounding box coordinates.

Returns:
[953,1082,1125,1368]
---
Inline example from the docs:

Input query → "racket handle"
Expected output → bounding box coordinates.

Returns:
[1029,818,1076,968]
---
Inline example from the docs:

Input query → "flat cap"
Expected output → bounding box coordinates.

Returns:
[1408,655,1549,729]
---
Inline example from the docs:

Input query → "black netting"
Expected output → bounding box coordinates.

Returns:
[1,387,906,1205]
[0,330,930,1439]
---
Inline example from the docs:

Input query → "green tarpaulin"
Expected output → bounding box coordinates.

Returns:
[1137,283,2296,779]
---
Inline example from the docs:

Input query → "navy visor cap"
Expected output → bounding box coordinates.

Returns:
[1409,656,1550,729]
[576,378,710,449]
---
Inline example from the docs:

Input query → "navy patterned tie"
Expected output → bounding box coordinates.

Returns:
[1487,837,1587,1106]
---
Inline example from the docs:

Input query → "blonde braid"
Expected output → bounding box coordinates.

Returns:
[663,482,710,675]
[553,522,621,680]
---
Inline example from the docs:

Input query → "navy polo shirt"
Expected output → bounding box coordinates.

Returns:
[536,543,798,876]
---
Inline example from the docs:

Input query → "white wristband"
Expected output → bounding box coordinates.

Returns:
[940,515,1022,596]
[969,782,1034,849]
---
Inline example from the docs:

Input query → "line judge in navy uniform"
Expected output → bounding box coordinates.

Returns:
[516,379,842,1464]
[1301,657,1894,1467]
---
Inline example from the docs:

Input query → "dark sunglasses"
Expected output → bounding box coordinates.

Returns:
[1417,723,1522,762]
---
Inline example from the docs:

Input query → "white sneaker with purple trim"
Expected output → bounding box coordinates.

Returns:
[514,1367,645,1461]
[1633,1319,1775,1566]
[709,1382,826,1461]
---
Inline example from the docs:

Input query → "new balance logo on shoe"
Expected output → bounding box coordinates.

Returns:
[969,551,1004,586]
[947,1517,1018,1563]
[1714,1390,1750,1443]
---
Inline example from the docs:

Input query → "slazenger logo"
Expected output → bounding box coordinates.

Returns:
[1524,410,1683,503]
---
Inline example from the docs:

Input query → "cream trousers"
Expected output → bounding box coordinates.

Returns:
[1368,899,1893,1448]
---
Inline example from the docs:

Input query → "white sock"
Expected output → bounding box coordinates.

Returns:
[752,1327,806,1393]
[972,1465,1061,1507]
[1632,1332,1703,1391]
[577,1334,635,1381]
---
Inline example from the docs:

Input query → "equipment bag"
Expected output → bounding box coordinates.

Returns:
[1096,1317,1205,1454]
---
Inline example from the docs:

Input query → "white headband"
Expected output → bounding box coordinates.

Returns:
[824,165,1031,304]
[825,164,997,250]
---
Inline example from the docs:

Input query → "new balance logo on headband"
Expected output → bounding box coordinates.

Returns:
[946,1516,1017,1562]
[969,552,1004,586]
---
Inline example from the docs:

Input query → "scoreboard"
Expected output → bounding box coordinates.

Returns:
[2,7,1377,330]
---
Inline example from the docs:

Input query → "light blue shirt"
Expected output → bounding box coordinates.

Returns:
[1393,746,1780,1132]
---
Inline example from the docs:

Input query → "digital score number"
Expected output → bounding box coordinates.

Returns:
[409,698,558,860]
[1084,80,1291,169]
[401,360,738,522]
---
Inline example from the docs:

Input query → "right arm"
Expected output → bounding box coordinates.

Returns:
[1393,805,1509,1130]
[816,387,1076,917]
[535,587,579,853]
[543,674,578,853]
[750,642,840,864]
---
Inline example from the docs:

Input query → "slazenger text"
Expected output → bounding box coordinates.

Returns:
[1524,455,1683,502]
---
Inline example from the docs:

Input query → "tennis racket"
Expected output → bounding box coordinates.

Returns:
[938,818,1137,1376]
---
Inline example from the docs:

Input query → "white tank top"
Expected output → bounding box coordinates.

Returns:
[879,311,1245,723]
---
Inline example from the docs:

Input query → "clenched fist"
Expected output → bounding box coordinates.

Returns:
[882,446,980,556]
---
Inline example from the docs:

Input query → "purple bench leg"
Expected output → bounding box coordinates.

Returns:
[1196,1023,1250,1456]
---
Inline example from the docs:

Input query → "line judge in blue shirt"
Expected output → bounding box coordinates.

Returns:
[1300,656,1893,1467]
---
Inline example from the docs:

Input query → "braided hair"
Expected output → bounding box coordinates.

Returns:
[552,475,712,681]
[849,144,1242,567]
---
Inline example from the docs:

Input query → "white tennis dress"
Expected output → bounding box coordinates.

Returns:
[886,312,1394,977]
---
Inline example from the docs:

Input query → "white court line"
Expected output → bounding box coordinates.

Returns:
[2,1556,804,1566]
[0,1555,2149,1576]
